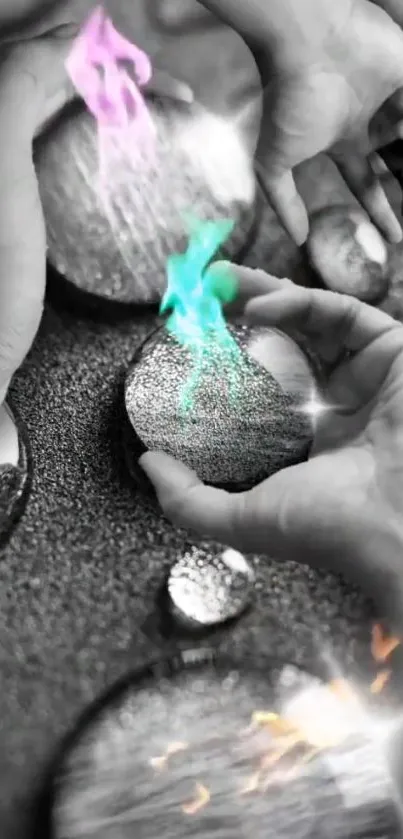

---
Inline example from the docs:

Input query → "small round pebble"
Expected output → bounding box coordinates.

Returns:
[307,206,389,302]
[167,544,255,628]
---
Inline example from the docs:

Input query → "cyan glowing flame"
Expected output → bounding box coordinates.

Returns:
[66,5,153,129]
[160,216,244,414]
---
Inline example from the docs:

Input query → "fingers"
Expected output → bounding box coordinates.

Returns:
[331,149,402,244]
[0,55,48,404]
[211,262,403,357]
[245,284,403,358]
[256,164,309,246]
[151,0,219,33]
[194,0,265,45]
[369,89,403,149]
[139,450,283,555]
[205,261,291,314]
[146,68,194,104]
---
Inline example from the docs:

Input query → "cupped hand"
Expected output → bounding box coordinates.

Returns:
[0,0,192,407]
[199,0,403,247]
[140,265,403,631]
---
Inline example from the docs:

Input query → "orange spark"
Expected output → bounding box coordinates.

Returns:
[149,741,188,771]
[371,624,400,663]
[182,783,211,815]
[240,771,261,795]
[370,669,391,694]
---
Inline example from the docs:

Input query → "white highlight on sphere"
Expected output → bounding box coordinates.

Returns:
[177,109,255,206]
[221,548,254,576]
[355,221,387,266]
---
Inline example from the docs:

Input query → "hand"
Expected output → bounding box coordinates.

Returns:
[0,0,192,407]
[199,0,403,246]
[370,0,403,28]
[140,264,403,632]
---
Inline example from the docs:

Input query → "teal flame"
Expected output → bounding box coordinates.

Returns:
[160,215,244,415]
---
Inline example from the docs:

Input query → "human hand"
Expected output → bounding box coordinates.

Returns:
[198,0,403,247]
[140,264,403,632]
[0,0,193,408]
[370,0,403,29]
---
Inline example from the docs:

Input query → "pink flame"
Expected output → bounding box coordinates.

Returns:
[66,5,154,131]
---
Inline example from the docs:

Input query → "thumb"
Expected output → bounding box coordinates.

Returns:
[0,54,49,404]
[139,450,304,556]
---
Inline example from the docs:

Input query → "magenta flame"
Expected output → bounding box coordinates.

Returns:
[66,5,153,129]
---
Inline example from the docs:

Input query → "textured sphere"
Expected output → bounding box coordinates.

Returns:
[0,402,30,549]
[167,544,255,628]
[48,654,399,839]
[125,324,317,490]
[36,99,257,307]
[307,206,389,302]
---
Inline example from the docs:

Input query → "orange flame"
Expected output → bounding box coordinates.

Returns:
[370,669,391,695]
[371,624,400,663]
[182,783,211,815]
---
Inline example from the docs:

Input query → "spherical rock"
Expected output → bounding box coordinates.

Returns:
[124,323,317,491]
[307,206,389,302]
[36,99,257,308]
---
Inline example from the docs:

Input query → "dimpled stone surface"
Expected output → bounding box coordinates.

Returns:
[307,206,389,303]
[125,324,315,489]
[36,99,256,305]
[167,544,255,627]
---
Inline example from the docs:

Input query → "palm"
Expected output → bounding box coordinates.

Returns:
[255,346,403,577]
[263,1,403,170]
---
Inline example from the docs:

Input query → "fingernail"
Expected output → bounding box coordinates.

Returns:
[175,83,194,105]
[205,261,239,305]
[388,222,403,245]
[140,451,197,494]
[139,453,165,486]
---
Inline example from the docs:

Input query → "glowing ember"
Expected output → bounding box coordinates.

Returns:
[160,215,246,414]
[53,658,401,837]
[182,782,211,814]
[149,741,188,771]
[371,624,400,663]
[236,677,374,797]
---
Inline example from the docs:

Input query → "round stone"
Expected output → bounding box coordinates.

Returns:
[167,544,255,628]
[124,323,317,491]
[39,652,400,839]
[307,206,389,302]
[0,401,31,550]
[36,98,259,310]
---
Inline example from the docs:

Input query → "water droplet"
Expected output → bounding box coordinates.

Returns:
[167,544,255,628]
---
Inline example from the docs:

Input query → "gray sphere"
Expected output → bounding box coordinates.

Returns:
[307,206,389,302]
[36,100,256,306]
[125,324,317,490]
